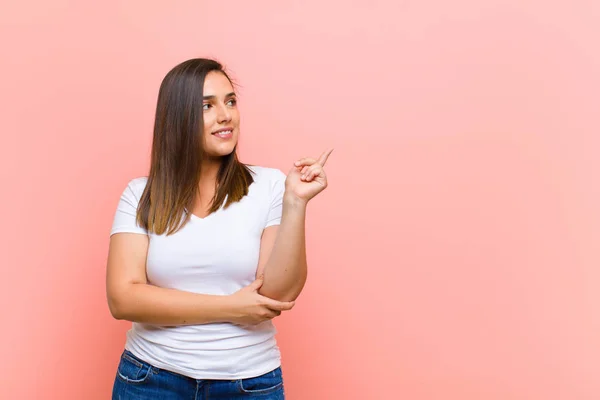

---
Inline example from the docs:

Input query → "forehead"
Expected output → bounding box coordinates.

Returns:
[203,71,234,95]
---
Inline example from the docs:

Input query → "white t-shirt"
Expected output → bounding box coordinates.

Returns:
[110,165,287,380]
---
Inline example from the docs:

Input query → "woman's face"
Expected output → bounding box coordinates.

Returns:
[201,71,240,159]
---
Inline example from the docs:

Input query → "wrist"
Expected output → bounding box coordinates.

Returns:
[283,193,308,209]
[219,294,239,323]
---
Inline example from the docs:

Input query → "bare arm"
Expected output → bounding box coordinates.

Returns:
[106,233,294,326]
[257,149,333,302]
[256,197,308,302]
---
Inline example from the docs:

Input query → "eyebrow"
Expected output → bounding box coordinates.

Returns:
[203,92,236,100]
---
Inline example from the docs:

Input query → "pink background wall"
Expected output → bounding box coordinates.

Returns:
[2,1,599,399]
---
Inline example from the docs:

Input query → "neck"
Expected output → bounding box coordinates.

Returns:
[198,157,222,187]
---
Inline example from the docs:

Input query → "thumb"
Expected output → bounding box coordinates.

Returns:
[248,275,264,291]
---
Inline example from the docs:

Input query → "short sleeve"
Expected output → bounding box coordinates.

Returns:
[265,169,287,228]
[110,178,148,236]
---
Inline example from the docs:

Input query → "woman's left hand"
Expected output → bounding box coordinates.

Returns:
[285,149,334,204]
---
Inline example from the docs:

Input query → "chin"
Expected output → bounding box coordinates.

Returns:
[206,145,237,158]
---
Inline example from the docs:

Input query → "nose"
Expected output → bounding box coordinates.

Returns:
[216,103,232,124]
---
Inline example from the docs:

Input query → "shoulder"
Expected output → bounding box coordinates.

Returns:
[122,176,148,199]
[246,165,287,201]
[247,165,287,183]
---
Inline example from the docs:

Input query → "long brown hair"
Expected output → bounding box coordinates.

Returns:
[136,58,253,235]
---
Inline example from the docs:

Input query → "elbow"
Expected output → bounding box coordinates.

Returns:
[259,285,304,303]
[259,271,307,302]
[261,290,296,303]
[107,295,127,320]
[107,282,145,321]
[278,289,302,303]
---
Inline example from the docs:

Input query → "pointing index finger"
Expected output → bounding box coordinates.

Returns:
[318,148,334,166]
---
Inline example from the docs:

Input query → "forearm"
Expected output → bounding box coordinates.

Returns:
[109,283,234,326]
[259,195,308,302]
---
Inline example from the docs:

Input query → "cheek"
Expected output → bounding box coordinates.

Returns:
[202,115,214,139]
[231,109,240,123]
[203,116,212,131]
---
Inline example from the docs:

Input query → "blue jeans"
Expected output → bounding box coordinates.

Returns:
[112,350,285,399]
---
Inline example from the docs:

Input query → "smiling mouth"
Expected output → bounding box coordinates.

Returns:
[212,128,233,138]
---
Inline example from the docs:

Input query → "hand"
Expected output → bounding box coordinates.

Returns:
[285,149,334,203]
[226,276,296,326]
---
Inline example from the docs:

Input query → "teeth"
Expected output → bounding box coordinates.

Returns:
[215,130,231,135]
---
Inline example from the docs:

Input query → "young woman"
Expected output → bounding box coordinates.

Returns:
[106,58,332,399]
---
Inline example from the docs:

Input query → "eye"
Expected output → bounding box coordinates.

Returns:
[203,103,211,110]
[227,99,237,106]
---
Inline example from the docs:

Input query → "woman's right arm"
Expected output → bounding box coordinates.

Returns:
[106,232,295,326]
